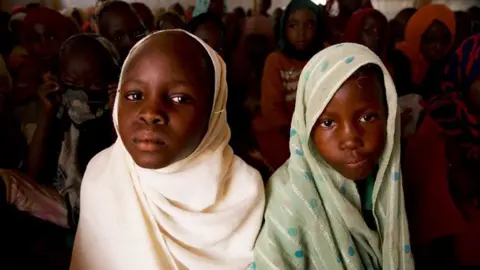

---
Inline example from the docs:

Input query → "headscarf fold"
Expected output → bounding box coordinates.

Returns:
[395,4,455,85]
[428,34,480,159]
[279,0,324,61]
[344,8,389,60]
[253,43,413,269]
[71,29,265,270]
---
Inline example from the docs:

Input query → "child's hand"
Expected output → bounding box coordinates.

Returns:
[38,73,62,112]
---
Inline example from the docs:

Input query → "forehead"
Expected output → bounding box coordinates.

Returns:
[122,34,212,87]
[288,9,316,21]
[325,76,384,110]
[424,20,450,37]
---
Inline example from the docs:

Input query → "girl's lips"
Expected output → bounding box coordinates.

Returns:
[346,159,368,168]
[133,138,167,152]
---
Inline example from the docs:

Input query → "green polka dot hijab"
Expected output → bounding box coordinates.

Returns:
[253,43,414,269]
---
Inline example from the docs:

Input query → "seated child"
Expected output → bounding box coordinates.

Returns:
[188,12,226,59]
[96,1,148,63]
[253,43,414,269]
[1,34,119,228]
[259,0,324,170]
[70,30,265,269]
[404,34,480,268]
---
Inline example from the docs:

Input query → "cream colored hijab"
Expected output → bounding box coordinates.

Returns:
[70,30,265,270]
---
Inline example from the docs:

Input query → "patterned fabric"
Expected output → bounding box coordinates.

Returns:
[428,33,480,159]
[280,68,303,102]
[253,43,413,269]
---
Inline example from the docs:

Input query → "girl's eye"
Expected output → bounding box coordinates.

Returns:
[360,114,377,123]
[125,91,143,101]
[171,95,190,104]
[319,119,335,128]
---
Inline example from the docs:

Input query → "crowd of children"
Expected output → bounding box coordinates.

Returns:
[0,0,479,269]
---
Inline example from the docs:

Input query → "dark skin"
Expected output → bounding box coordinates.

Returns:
[286,9,317,52]
[312,75,387,181]
[24,22,64,61]
[360,13,386,55]
[27,39,116,181]
[118,32,213,169]
[194,22,225,58]
[98,3,147,62]
[420,20,451,63]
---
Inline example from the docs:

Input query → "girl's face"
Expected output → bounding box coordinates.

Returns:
[311,73,387,181]
[25,22,63,60]
[118,33,213,169]
[286,9,317,52]
[420,20,451,62]
[194,22,225,58]
[99,6,147,62]
[360,14,385,55]
[59,44,116,124]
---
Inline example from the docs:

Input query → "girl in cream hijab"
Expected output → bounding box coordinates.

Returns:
[70,29,265,270]
[253,43,414,269]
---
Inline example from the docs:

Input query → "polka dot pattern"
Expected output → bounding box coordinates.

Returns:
[320,60,329,72]
[288,228,297,236]
[294,250,304,258]
[348,246,355,256]
[393,172,400,182]
[344,56,355,64]
[309,199,318,209]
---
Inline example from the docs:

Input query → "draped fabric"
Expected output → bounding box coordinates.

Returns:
[71,30,265,270]
[253,43,413,269]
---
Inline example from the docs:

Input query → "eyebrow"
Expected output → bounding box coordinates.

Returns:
[122,78,193,87]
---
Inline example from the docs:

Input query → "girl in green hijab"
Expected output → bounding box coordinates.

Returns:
[253,43,414,269]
